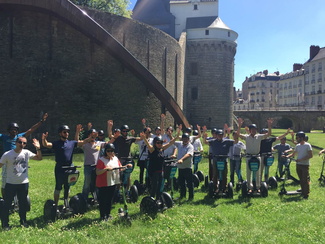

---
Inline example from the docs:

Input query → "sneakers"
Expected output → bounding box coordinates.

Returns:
[20,220,29,228]
[2,225,11,231]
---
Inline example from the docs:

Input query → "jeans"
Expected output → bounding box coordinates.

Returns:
[1,183,29,228]
[149,171,163,199]
[82,165,95,199]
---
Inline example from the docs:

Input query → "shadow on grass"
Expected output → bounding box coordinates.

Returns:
[279,195,303,202]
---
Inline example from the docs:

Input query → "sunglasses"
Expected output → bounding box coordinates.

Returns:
[106,149,114,152]
[17,141,27,145]
[122,130,128,133]
[62,131,70,134]
[156,141,163,145]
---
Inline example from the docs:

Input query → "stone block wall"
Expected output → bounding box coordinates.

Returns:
[0,6,184,141]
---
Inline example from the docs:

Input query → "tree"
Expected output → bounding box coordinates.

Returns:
[71,0,132,18]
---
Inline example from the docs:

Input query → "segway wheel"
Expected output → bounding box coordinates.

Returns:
[140,196,159,217]
[69,193,87,214]
[227,182,234,199]
[204,175,209,188]
[241,181,248,198]
[208,181,215,198]
[196,171,204,182]
[26,195,31,212]
[161,192,173,208]
[268,176,278,189]
[260,182,268,197]
[44,199,57,222]
[192,174,200,188]
[129,185,139,203]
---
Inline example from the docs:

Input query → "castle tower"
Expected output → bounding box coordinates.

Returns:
[133,0,238,128]
[170,0,238,128]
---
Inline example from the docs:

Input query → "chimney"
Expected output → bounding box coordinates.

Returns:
[263,70,268,76]
[293,63,303,71]
[310,45,320,60]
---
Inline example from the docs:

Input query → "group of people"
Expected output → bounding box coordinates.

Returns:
[0,113,316,230]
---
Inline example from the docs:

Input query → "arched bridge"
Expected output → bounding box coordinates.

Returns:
[234,110,325,132]
[0,0,189,128]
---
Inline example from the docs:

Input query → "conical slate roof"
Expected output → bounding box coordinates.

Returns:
[132,0,174,25]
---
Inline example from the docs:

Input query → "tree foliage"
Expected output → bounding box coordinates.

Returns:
[71,0,132,18]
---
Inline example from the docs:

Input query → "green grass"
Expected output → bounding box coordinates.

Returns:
[1,130,325,243]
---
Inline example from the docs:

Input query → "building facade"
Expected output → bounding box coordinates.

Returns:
[235,45,325,111]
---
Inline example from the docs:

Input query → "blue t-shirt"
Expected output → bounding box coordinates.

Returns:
[0,132,26,154]
[52,140,78,168]
[207,138,234,156]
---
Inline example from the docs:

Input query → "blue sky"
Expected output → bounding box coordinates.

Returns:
[128,0,325,89]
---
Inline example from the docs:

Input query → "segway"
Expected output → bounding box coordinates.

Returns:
[43,165,87,222]
[193,152,204,182]
[242,155,268,198]
[261,152,278,189]
[163,157,178,200]
[140,159,174,217]
[109,166,132,225]
[119,157,138,203]
[318,154,325,186]
[133,158,150,196]
[208,155,233,199]
[279,157,302,196]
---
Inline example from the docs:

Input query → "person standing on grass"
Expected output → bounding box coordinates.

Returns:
[285,131,312,199]
[75,125,114,201]
[42,125,92,208]
[0,113,48,198]
[140,125,181,200]
[96,143,131,221]
[203,129,234,193]
[259,126,290,181]
[0,137,42,230]
[174,132,195,200]
[236,118,272,193]
[272,137,293,179]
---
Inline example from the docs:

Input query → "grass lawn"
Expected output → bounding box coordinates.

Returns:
[1,129,325,243]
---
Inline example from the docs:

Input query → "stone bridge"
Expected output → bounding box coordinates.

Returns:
[234,110,325,132]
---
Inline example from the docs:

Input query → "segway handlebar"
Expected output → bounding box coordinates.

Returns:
[244,154,260,158]
[107,166,128,171]
[62,165,81,170]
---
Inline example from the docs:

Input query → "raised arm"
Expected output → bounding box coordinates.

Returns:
[32,138,42,160]
[107,120,113,139]
[25,113,48,137]
[42,132,52,148]
[140,132,154,153]
[162,124,181,150]
[276,128,291,140]
[75,124,83,141]
[236,118,246,140]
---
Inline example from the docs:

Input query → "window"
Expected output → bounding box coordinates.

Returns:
[194,4,198,10]
[205,29,209,35]
[228,31,230,37]
[190,62,198,75]
[191,87,198,100]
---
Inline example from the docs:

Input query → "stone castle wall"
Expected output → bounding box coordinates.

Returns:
[0,6,184,140]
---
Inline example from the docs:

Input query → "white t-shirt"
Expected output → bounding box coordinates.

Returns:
[82,141,106,166]
[0,149,35,184]
[295,142,312,165]
[162,134,176,157]
[174,141,194,169]
[136,138,153,160]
